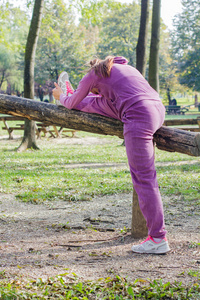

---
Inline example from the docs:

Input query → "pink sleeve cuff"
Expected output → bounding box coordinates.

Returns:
[113,56,128,65]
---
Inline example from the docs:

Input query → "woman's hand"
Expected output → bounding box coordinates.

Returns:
[53,82,63,100]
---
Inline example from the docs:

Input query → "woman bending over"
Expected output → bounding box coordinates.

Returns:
[53,56,170,254]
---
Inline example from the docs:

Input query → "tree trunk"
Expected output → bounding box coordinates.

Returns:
[135,0,151,231]
[195,94,198,107]
[131,188,148,238]
[167,88,172,105]
[136,0,150,76]
[17,0,44,152]
[148,0,161,92]
[0,94,200,157]
[0,71,5,89]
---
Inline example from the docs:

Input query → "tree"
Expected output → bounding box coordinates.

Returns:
[97,2,140,65]
[0,46,14,89]
[171,0,200,92]
[136,0,150,76]
[148,0,161,92]
[77,0,118,27]
[17,0,44,152]
[0,2,29,93]
[179,47,200,91]
[34,0,97,92]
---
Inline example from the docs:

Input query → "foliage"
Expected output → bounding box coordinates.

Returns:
[0,273,199,299]
[0,1,29,92]
[171,0,200,91]
[1,0,198,100]
[178,46,200,91]
[159,23,181,99]
[97,2,140,66]
[0,45,15,89]
[0,0,175,97]
[35,0,96,90]
[77,0,122,27]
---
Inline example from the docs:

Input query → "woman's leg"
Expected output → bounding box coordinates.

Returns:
[123,101,166,239]
[75,94,120,120]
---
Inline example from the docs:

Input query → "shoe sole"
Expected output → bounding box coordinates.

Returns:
[132,249,171,254]
[58,72,69,94]
[131,245,171,255]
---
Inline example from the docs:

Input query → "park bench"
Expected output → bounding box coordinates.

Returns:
[35,123,77,138]
[165,105,189,115]
[0,115,77,139]
[164,117,200,132]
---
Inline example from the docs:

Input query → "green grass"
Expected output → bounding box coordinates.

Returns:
[164,113,200,120]
[0,273,199,299]
[0,127,200,298]
[0,135,132,203]
[0,132,199,204]
[157,163,200,204]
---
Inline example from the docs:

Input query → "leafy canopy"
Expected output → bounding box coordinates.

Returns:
[171,0,200,91]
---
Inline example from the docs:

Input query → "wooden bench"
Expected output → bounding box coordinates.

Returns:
[0,115,77,139]
[165,105,189,115]
[35,123,77,138]
[165,105,181,115]
[163,117,200,132]
[1,121,56,139]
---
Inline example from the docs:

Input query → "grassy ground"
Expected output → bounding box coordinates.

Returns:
[0,109,199,299]
[0,133,199,205]
[0,273,199,299]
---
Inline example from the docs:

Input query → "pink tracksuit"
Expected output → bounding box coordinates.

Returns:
[60,57,167,238]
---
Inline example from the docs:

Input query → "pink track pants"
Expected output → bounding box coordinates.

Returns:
[122,100,166,238]
[76,97,167,238]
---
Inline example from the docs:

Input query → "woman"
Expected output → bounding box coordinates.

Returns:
[53,56,170,254]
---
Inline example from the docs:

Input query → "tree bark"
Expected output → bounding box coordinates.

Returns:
[136,0,150,76]
[0,94,200,157]
[17,0,44,152]
[148,0,161,92]
[131,188,148,238]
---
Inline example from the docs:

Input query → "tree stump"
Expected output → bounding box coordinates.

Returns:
[131,189,148,238]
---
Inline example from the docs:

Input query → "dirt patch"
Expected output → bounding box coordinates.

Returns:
[0,191,199,285]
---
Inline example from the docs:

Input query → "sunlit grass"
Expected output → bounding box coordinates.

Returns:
[0,133,199,298]
[0,273,199,299]
[0,133,199,205]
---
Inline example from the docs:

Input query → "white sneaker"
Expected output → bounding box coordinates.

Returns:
[56,71,74,105]
[131,236,170,254]
[58,71,74,95]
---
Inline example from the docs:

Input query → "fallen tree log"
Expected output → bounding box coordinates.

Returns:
[0,94,200,156]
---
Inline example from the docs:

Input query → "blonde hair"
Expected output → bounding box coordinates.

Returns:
[89,56,115,78]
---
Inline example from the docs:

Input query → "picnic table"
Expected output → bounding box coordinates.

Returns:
[164,117,200,132]
[0,115,77,139]
[165,105,189,115]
